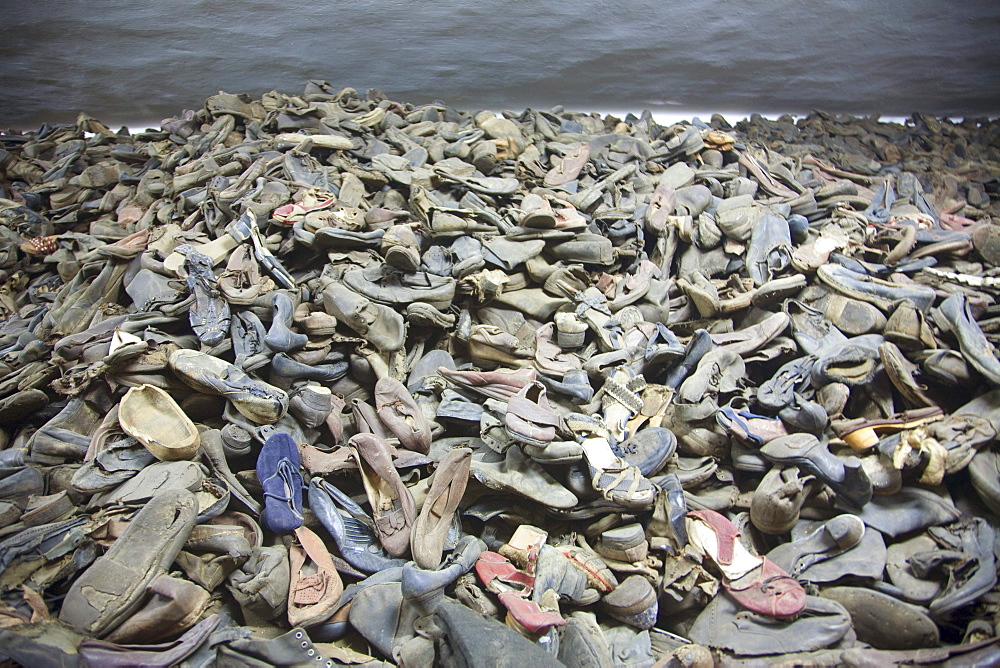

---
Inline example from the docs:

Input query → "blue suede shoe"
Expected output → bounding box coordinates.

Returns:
[256,432,303,534]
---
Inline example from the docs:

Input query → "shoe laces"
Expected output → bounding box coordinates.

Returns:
[759,573,797,596]
[709,362,724,389]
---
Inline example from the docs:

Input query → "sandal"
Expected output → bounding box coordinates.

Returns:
[180,245,230,347]
[271,188,336,224]
[573,415,656,510]
[686,509,806,618]
[474,551,566,635]
[598,365,646,443]
[716,402,788,448]
[833,406,944,451]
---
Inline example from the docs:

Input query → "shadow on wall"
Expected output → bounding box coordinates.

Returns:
[2,0,999,127]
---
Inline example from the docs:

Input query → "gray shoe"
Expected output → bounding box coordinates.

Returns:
[226,544,290,623]
[688,593,851,656]
[181,244,231,347]
[746,212,792,285]
[169,349,289,424]
[60,488,199,637]
[818,263,935,313]
[821,586,939,650]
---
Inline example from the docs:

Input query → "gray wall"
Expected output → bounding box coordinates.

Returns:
[3,0,999,129]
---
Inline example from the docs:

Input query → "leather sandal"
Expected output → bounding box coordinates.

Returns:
[686,509,806,618]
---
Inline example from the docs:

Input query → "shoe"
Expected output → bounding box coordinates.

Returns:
[287,384,335,430]
[938,294,1000,386]
[767,514,866,578]
[471,445,578,509]
[226,544,290,622]
[410,447,471,569]
[60,488,199,636]
[599,574,658,630]
[686,509,806,618]
[218,244,275,305]
[26,396,101,464]
[688,592,850,656]
[920,518,997,617]
[749,466,815,535]
[104,574,211,644]
[558,611,615,667]
[746,213,792,285]
[375,377,432,454]
[438,365,536,400]
[434,598,564,665]
[613,426,676,476]
[71,435,156,493]
[818,264,936,313]
[231,310,271,371]
[269,352,348,390]
[169,348,289,424]
[343,263,456,311]
[821,586,939,650]
[833,406,944,451]
[580,423,656,510]
[118,384,200,461]
[761,432,873,508]
[264,292,308,352]
[322,282,405,352]
[287,525,343,627]
[505,380,563,449]
[256,431,304,534]
[309,478,406,574]
[77,615,220,667]
[180,245,231,346]
[350,433,416,558]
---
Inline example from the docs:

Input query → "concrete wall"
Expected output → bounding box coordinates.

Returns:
[3,0,999,129]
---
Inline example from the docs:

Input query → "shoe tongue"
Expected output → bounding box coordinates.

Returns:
[293,572,328,605]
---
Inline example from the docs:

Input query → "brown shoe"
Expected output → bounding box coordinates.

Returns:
[375,377,432,454]
[287,526,343,627]
[350,433,416,558]
[218,244,275,305]
[411,447,472,569]
[105,575,211,644]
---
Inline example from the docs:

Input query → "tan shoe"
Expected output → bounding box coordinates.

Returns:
[375,377,432,454]
[118,384,200,461]
[411,447,472,569]
[287,526,343,627]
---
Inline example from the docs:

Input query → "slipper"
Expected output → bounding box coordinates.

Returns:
[686,509,806,618]
[118,384,200,461]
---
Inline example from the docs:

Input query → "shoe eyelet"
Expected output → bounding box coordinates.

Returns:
[301,641,309,648]
[295,631,304,639]
[307,649,315,657]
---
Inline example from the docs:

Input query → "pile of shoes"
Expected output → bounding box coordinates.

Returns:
[1,82,1000,665]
